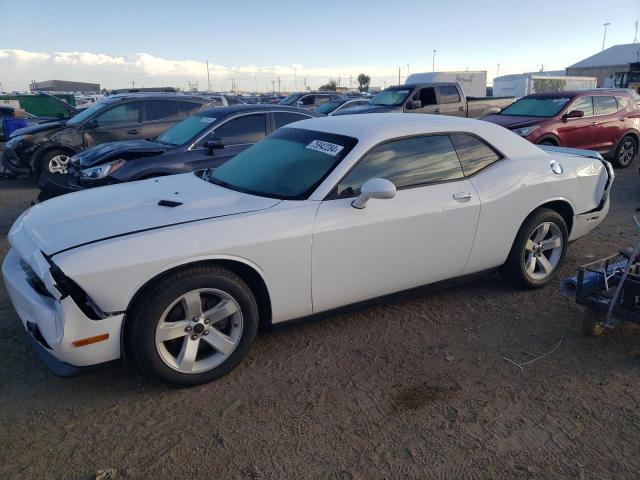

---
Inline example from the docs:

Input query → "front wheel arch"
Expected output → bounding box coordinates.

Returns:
[122,259,272,363]
[32,145,78,173]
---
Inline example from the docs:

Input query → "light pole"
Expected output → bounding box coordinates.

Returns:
[406,63,410,80]
[602,22,611,51]
[496,63,500,78]
[432,50,437,72]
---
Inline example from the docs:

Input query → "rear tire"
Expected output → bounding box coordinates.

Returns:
[611,135,637,169]
[538,138,558,146]
[502,208,568,288]
[128,265,259,386]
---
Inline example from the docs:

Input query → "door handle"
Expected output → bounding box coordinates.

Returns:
[591,122,599,126]
[453,192,472,201]
[126,129,141,135]
[458,106,464,111]
[434,108,440,113]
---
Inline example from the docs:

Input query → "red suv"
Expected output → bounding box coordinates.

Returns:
[483,90,640,168]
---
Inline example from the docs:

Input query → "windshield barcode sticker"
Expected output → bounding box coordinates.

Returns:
[306,140,344,156]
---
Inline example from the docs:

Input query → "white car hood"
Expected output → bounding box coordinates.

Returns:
[13,173,281,256]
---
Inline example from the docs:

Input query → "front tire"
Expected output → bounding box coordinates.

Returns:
[128,265,259,386]
[37,149,72,188]
[502,208,568,288]
[611,135,637,169]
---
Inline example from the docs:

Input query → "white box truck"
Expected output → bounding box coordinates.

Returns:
[405,71,487,97]
[493,74,597,98]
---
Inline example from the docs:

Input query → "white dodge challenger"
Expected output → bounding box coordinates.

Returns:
[3,114,613,385]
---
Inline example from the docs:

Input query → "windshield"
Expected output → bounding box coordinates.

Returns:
[279,94,303,106]
[207,128,358,199]
[370,88,411,106]
[315,99,344,114]
[157,115,216,146]
[499,97,570,117]
[66,100,113,125]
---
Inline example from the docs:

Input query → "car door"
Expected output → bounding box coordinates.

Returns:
[142,99,180,139]
[406,87,439,114]
[83,100,142,148]
[437,85,466,117]
[312,134,481,313]
[592,95,621,151]
[188,113,268,171]
[555,96,596,149]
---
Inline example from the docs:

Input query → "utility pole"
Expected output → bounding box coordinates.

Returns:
[271,80,275,93]
[398,67,401,85]
[254,73,258,93]
[206,60,211,92]
[277,77,281,93]
[602,22,611,51]
[303,77,307,91]
[349,74,352,91]
[496,63,500,77]
[406,63,410,80]
[432,50,437,72]
[132,81,135,89]
[633,19,638,43]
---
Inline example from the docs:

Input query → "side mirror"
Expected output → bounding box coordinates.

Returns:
[407,100,422,110]
[204,137,225,153]
[352,178,396,209]
[86,119,99,129]
[295,100,304,107]
[562,110,584,120]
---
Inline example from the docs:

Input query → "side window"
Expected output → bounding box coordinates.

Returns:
[615,96,629,110]
[594,96,617,116]
[300,95,315,106]
[418,88,437,106]
[568,96,593,117]
[315,96,332,106]
[337,135,463,197]
[273,112,310,129]
[178,101,204,116]
[94,102,140,126]
[145,100,178,122]
[450,134,501,176]
[212,114,266,145]
[439,86,461,104]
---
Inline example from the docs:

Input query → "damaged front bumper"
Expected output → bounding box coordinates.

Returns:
[2,248,124,376]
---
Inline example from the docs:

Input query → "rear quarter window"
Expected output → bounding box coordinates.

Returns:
[450,134,502,176]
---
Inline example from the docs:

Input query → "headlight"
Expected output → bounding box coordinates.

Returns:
[6,133,34,147]
[80,159,125,180]
[512,125,540,137]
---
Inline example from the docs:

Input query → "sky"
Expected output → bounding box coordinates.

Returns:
[1,0,639,92]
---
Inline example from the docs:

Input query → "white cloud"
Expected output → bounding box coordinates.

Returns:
[0,48,415,91]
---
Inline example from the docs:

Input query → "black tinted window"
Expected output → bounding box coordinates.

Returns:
[594,96,617,115]
[178,101,203,116]
[568,96,593,117]
[145,100,178,121]
[95,102,140,125]
[418,88,437,106]
[300,96,315,106]
[273,112,310,129]
[439,86,461,104]
[450,134,501,176]
[337,135,463,197]
[213,114,266,145]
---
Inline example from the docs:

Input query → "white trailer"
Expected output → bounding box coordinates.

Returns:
[493,74,597,98]
[405,71,487,97]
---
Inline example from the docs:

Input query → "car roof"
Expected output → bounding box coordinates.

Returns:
[290,113,542,159]
[195,104,324,117]
[525,90,631,99]
[107,93,210,101]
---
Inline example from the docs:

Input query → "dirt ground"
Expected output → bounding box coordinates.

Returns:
[1,165,640,480]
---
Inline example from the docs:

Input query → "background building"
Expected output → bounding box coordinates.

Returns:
[31,79,100,92]
[566,43,640,87]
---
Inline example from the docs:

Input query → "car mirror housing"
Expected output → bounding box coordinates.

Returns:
[204,137,225,153]
[562,110,584,120]
[352,178,397,209]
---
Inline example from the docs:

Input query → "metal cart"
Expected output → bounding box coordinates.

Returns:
[567,210,640,336]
